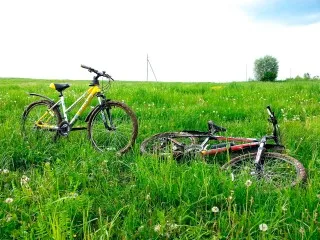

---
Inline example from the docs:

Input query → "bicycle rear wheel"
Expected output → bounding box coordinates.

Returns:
[88,101,138,154]
[140,132,202,159]
[22,100,62,146]
[221,152,307,188]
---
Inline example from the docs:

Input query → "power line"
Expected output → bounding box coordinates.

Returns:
[146,54,158,81]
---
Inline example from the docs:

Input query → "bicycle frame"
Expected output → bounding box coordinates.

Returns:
[166,106,283,158]
[201,135,260,156]
[35,85,104,130]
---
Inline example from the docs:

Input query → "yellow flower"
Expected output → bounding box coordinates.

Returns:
[211,86,224,90]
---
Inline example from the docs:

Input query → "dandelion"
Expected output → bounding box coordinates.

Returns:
[211,206,219,213]
[281,205,287,212]
[145,193,151,201]
[169,223,178,230]
[20,175,30,185]
[2,169,9,174]
[299,227,305,234]
[259,223,268,232]
[69,192,79,198]
[154,224,161,232]
[5,198,13,204]
[6,214,12,222]
[245,179,252,187]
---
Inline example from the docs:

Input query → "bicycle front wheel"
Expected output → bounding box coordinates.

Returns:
[222,152,307,188]
[140,132,200,159]
[22,100,62,146]
[88,101,138,154]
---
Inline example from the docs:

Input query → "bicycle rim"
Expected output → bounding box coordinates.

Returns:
[22,100,61,147]
[88,101,138,154]
[222,152,306,188]
[140,132,199,159]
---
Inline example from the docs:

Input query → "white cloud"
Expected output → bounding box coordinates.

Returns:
[0,0,319,81]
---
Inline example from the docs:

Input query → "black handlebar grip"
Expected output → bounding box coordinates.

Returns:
[81,64,91,70]
[105,73,114,81]
[266,105,273,116]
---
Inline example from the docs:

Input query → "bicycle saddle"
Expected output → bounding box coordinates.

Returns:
[49,83,70,92]
[208,120,227,133]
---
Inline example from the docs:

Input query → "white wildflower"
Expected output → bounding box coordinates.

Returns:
[259,223,268,231]
[145,193,151,201]
[6,214,12,222]
[169,223,178,230]
[3,169,9,174]
[5,198,13,204]
[299,227,305,234]
[69,192,78,198]
[154,224,161,232]
[211,206,219,213]
[245,179,252,187]
[20,175,30,185]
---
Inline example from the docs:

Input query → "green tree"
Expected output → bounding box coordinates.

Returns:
[254,55,279,81]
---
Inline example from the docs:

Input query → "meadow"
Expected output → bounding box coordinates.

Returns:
[0,78,319,239]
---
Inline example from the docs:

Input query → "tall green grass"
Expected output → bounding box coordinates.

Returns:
[0,78,319,239]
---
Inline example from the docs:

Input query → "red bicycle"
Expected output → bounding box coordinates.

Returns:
[140,106,307,187]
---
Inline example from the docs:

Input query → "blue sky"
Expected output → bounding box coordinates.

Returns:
[244,0,320,25]
[0,0,319,81]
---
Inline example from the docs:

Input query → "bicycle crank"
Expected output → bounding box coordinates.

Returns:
[58,121,70,136]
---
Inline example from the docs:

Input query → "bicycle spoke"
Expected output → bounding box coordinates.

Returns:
[22,100,61,150]
[223,152,305,188]
[89,102,138,153]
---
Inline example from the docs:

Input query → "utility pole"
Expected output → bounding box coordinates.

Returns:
[290,68,292,79]
[246,64,247,81]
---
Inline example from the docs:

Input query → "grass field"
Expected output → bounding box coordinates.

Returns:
[0,78,319,239]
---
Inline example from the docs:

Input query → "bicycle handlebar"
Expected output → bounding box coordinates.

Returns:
[81,64,114,80]
[266,105,277,124]
[266,105,280,144]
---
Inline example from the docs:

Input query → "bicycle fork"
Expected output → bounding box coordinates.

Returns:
[98,98,115,131]
[254,136,267,173]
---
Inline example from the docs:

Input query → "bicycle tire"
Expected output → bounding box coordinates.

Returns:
[22,100,62,145]
[221,152,307,187]
[140,132,202,158]
[88,101,138,154]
